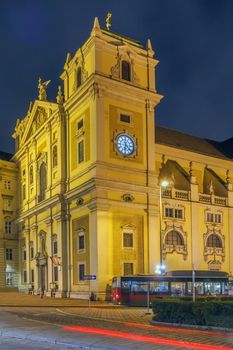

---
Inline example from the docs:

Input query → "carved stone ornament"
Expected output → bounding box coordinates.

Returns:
[111,51,121,79]
[72,54,88,92]
[203,226,225,262]
[36,151,47,169]
[122,193,134,202]
[208,259,221,271]
[162,221,188,261]
[36,107,47,127]
[76,197,84,206]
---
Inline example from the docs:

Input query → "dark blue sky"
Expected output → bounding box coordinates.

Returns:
[1,0,233,153]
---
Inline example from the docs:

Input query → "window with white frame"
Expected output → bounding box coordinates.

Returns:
[123,262,133,276]
[4,218,12,234]
[206,212,222,224]
[4,180,11,190]
[6,272,13,286]
[164,206,184,219]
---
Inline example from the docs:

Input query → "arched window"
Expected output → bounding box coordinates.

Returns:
[29,165,33,185]
[52,145,58,168]
[39,163,47,201]
[77,67,82,88]
[165,230,184,246]
[206,234,222,248]
[121,61,131,81]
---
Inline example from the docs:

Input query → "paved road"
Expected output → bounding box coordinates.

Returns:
[1,306,233,350]
[0,293,232,350]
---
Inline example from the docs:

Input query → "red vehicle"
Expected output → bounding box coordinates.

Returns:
[112,271,229,306]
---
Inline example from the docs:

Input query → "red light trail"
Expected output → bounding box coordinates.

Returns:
[123,322,230,337]
[63,325,233,350]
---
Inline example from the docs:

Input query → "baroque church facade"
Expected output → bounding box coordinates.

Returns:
[1,17,233,298]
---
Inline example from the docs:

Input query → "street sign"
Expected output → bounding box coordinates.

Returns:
[83,275,96,280]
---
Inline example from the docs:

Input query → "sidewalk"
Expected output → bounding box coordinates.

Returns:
[0,291,116,308]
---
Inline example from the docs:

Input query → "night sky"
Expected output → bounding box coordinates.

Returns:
[1,0,233,153]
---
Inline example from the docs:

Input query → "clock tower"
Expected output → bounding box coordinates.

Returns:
[61,17,163,298]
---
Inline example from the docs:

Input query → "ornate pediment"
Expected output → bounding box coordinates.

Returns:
[13,100,58,147]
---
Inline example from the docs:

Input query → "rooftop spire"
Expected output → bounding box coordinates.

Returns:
[147,38,154,57]
[91,17,101,36]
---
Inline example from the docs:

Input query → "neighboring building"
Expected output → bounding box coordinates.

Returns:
[0,152,18,290]
[4,17,233,298]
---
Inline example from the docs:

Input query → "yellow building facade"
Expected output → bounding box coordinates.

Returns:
[0,152,18,290]
[8,18,233,298]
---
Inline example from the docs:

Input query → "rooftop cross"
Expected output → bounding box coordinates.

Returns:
[106,12,112,31]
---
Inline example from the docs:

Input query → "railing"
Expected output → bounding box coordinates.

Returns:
[161,189,227,206]
[199,194,211,204]
[174,190,189,200]
[162,189,172,198]
[214,196,226,206]
[161,189,189,201]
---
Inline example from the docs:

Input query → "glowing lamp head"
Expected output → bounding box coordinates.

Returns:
[155,264,166,275]
[161,180,169,188]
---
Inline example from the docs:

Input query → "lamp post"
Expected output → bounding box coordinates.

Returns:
[156,180,169,275]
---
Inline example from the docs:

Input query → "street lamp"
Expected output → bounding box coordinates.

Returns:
[156,179,169,275]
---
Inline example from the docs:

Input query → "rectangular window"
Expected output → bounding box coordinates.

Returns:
[164,207,183,219]
[120,114,131,123]
[53,266,58,282]
[31,269,34,283]
[78,234,85,250]
[30,246,34,259]
[23,249,27,261]
[4,181,11,190]
[6,248,13,260]
[175,209,183,219]
[6,272,13,286]
[124,263,133,276]
[165,207,173,218]
[78,140,84,163]
[79,263,85,281]
[23,270,27,283]
[5,221,12,234]
[53,241,58,255]
[123,232,133,248]
[215,214,222,223]
[206,212,222,223]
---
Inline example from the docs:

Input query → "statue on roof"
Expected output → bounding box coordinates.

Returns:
[208,180,214,195]
[38,77,51,101]
[106,12,112,31]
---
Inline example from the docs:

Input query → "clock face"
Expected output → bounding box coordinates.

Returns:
[116,133,135,156]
